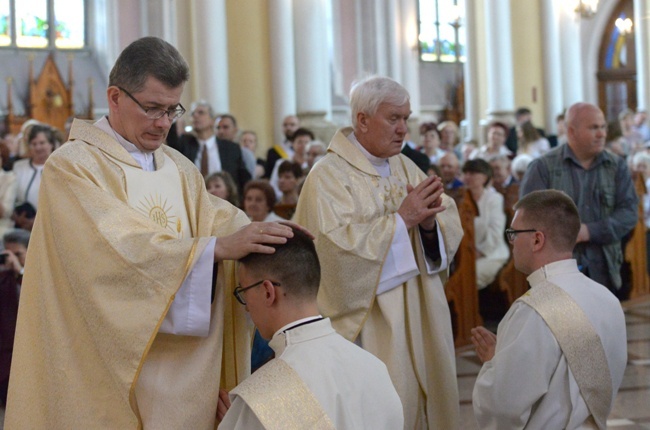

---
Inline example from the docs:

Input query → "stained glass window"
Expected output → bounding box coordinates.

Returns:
[1,0,85,49]
[418,0,465,63]
[0,0,10,47]
[16,0,48,48]
[54,0,85,49]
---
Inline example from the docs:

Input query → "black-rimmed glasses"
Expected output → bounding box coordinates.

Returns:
[118,86,186,121]
[233,280,281,305]
[505,228,537,242]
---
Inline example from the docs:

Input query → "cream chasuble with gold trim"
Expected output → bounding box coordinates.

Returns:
[293,127,463,429]
[5,119,251,430]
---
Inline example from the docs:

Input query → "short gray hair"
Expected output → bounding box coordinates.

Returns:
[3,229,30,248]
[349,76,409,128]
[190,100,215,118]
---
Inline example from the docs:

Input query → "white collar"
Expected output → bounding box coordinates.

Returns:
[94,116,155,171]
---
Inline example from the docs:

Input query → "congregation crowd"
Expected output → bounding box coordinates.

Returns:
[0,36,640,429]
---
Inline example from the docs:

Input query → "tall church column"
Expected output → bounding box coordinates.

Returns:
[559,4,584,106]
[461,0,479,142]
[269,0,297,144]
[634,0,650,110]
[483,0,515,123]
[541,0,564,132]
[189,0,229,112]
[293,0,336,141]
[399,0,421,125]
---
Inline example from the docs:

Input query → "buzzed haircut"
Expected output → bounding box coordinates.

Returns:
[239,227,320,299]
[109,37,189,93]
[514,190,580,252]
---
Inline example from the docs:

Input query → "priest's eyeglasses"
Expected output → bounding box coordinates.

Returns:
[233,280,282,305]
[118,86,186,121]
[505,228,537,242]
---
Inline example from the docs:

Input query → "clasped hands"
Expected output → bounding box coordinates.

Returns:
[397,175,447,231]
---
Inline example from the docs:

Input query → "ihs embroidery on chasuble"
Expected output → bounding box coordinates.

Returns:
[135,193,184,238]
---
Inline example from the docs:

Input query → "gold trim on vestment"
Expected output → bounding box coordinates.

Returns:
[129,239,199,429]
[519,281,613,430]
[231,359,336,430]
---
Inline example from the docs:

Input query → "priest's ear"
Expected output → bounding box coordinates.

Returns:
[107,86,122,111]
[356,112,371,133]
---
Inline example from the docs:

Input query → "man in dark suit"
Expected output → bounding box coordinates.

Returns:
[265,115,300,178]
[401,142,430,174]
[167,101,251,193]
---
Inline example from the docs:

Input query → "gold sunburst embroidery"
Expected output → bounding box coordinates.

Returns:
[136,193,179,234]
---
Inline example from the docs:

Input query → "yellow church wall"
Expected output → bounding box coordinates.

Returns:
[510,0,547,127]
[225,0,275,157]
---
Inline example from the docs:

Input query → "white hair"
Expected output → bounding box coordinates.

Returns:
[349,76,409,129]
[511,154,534,178]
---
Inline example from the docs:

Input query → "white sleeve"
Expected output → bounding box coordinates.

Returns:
[376,215,419,295]
[472,303,562,429]
[158,237,216,337]
[218,396,266,430]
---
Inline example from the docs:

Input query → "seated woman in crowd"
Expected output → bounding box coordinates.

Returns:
[462,159,510,290]
[420,123,446,165]
[270,128,313,198]
[469,121,512,161]
[205,171,240,207]
[14,125,56,210]
[242,180,284,222]
[276,160,303,207]
[516,121,550,158]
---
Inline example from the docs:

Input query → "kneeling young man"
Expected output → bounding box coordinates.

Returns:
[218,227,403,429]
[471,190,627,429]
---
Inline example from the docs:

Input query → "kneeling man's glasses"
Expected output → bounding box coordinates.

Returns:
[233,280,282,305]
[505,228,537,242]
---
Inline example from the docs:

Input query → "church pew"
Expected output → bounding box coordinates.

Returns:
[492,183,530,306]
[624,174,650,299]
[445,187,483,347]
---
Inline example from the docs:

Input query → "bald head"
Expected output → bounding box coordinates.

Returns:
[439,152,460,185]
[565,102,607,167]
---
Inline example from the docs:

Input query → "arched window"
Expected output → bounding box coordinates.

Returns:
[0,0,85,49]
[418,0,465,63]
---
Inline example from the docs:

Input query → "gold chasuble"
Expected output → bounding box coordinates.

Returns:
[5,120,251,429]
[294,128,463,429]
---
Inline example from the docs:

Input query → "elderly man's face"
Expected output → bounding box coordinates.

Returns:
[191,105,214,134]
[111,77,183,152]
[490,160,510,186]
[439,155,459,184]
[568,107,607,160]
[357,102,410,158]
